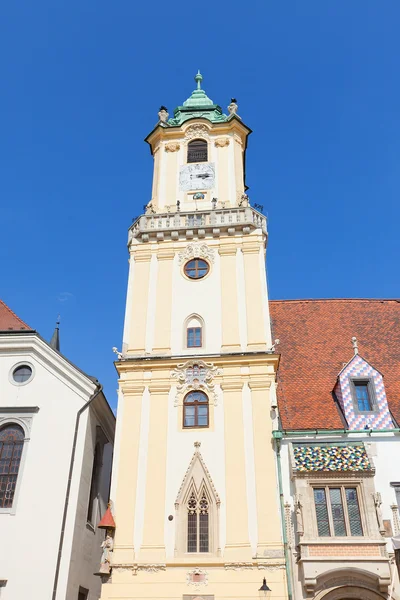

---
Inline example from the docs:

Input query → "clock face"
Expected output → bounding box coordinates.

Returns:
[179,163,215,191]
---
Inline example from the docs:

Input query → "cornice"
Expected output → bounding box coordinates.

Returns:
[148,383,171,395]
[220,378,243,391]
[248,379,271,390]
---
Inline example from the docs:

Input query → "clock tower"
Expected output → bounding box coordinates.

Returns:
[100,73,288,600]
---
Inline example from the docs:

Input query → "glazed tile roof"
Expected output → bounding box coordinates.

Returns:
[269,299,400,430]
[293,444,372,472]
[0,299,32,331]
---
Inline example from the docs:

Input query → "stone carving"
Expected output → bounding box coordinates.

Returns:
[184,124,210,140]
[227,98,238,115]
[285,501,294,548]
[214,137,230,148]
[158,106,169,123]
[257,564,285,571]
[186,569,208,589]
[98,535,114,574]
[238,193,250,207]
[225,562,254,570]
[171,360,221,407]
[165,142,180,152]
[391,504,400,535]
[178,243,215,265]
[145,202,156,215]
[373,492,386,535]
[294,494,304,536]
[137,564,166,573]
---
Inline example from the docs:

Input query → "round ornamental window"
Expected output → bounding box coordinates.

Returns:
[12,365,33,384]
[184,259,209,280]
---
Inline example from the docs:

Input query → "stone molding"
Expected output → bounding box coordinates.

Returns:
[136,563,166,573]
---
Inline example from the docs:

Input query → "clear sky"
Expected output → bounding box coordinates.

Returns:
[1,1,399,409]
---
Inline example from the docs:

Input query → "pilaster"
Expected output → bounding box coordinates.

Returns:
[153,248,175,354]
[127,249,152,355]
[219,243,241,352]
[140,382,170,562]
[222,377,251,559]
[242,240,267,351]
[113,385,145,564]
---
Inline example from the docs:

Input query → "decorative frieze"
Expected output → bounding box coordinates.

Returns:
[137,564,167,573]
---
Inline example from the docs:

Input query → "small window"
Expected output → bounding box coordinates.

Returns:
[0,424,25,509]
[12,365,33,384]
[184,259,209,280]
[187,139,208,163]
[313,486,363,537]
[351,379,375,412]
[78,587,89,600]
[87,444,102,525]
[183,391,209,428]
[187,327,202,348]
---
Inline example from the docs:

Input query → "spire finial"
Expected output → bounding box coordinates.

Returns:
[195,70,203,90]
[50,315,61,352]
[351,336,359,355]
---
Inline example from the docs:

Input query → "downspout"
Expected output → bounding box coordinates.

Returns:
[274,431,293,600]
[52,382,103,600]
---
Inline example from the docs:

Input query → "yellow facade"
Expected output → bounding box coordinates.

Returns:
[101,76,288,600]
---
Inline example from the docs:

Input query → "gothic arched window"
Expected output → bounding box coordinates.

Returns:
[183,391,209,428]
[0,424,25,509]
[187,139,208,163]
[187,487,210,552]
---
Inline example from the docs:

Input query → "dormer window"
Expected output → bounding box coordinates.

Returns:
[350,379,376,413]
[187,139,208,163]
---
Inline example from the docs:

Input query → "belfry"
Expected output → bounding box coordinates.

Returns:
[101,73,288,600]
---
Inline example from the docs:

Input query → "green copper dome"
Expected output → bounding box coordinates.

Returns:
[168,71,228,126]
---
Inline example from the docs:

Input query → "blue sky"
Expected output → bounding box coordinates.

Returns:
[1,1,399,409]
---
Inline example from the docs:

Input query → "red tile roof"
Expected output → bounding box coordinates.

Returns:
[269,299,400,430]
[0,299,32,331]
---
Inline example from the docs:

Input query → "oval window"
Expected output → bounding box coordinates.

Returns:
[184,259,209,280]
[12,365,33,384]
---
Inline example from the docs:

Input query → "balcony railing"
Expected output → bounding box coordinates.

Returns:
[129,207,267,243]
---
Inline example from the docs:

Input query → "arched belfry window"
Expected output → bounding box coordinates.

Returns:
[187,139,208,163]
[0,424,25,509]
[186,315,203,348]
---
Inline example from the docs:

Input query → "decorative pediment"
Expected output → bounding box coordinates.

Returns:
[171,360,221,406]
[175,443,220,507]
[184,123,211,140]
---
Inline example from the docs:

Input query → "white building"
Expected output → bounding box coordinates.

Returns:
[0,300,115,600]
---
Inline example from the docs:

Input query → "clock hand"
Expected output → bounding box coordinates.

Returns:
[190,173,210,179]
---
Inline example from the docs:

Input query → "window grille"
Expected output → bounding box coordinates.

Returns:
[187,139,208,163]
[314,486,363,537]
[0,424,24,509]
[187,488,209,552]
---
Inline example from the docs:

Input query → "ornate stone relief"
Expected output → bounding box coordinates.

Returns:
[165,142,180,152]
[184,124,210,140]
[224,562,254,570]
[171,360,221,407]
[257,564,285,571]
[186,568,208,589]
[214,137,230,148]
[137,564,166,573]
[391,504,400,535]
[178,243,215,265]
